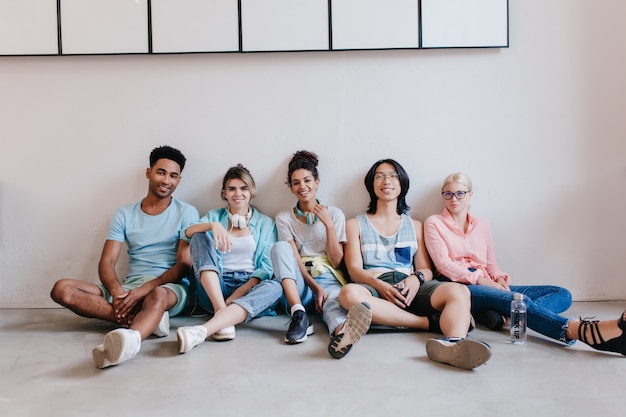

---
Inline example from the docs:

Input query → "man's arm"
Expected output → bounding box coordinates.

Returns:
[115,239,192,321]
[98,240,125,299]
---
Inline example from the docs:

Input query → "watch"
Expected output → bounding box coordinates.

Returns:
[415,271,425,285]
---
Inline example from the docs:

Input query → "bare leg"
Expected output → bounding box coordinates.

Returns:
[429,283,472,339]
[281,278,302,310]
[199,270,227,312]
[566,318,622,341]
[129,286,177,340]
[50,279,117,323]
[201,304,248,338]
[338,284,429,329]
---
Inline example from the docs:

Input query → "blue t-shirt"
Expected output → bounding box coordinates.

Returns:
[107,198,199,281]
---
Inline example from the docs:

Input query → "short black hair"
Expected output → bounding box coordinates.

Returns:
[149,145,186,172]
[364,159,410,215]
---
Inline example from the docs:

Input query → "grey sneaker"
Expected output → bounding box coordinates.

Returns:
[152,311,170,337]
[425,338,492,370]
[177,325,208,354]
[213,326,236,341]
[285,310,314,344]
[328,302,372,359]
[92,328,141,369]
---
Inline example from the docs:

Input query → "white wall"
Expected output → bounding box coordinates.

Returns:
[1,0,625,307]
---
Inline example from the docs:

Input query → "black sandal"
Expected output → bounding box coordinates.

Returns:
[578,311,626,356]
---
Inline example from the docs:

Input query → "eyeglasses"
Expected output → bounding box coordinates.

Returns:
[442,191,468,200]
[374,173,399,182]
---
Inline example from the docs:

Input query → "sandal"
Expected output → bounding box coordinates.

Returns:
[578,310,626,356]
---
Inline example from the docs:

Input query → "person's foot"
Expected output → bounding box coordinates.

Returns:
[425,338,492,370]
[92,328,141,369]
[475,310,505,330]
[177,325,208,354]
[213,326,236,341]
[152,311,170,337]
[285,310,314,344]
[578,310,626,356]
[328,302,372,359]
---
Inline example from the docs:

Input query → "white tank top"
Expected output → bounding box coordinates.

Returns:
[222,234,256,273]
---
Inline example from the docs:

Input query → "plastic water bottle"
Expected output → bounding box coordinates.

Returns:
[510,293,527,344]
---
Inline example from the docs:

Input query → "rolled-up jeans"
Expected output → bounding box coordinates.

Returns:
[271,241,345,335]
[190,232,281,322]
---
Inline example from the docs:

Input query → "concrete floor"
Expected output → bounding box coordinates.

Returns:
[1,301,625,417]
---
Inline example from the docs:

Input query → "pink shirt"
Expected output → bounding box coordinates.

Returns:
[424,209,510,285]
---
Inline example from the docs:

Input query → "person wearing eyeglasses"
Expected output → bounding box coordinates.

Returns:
[424,172,626,357]
[337,159,492,370]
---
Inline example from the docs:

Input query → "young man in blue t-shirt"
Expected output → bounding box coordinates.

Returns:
[51,145,199,368]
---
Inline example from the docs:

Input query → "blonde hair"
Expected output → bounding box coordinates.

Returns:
[442,172,473,192]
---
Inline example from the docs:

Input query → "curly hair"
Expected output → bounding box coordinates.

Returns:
[286,150,319,186]
[149,145,186,172]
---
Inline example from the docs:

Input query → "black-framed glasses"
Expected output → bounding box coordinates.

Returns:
[442,191,468,200]
[374,173,399,181]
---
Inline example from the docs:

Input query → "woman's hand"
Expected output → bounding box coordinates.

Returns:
[313,204,332,226]
[495,276,510,291]
[477,275,508,290]
[211,222,232,253]
[312,286,328,314]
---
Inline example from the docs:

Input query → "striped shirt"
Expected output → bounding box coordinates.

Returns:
[357,213,417,276]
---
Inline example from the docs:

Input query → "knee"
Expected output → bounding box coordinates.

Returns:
[337,284,362,309]
[190,231,211,250]
[270,241,292,263]
[50,279,72,304]
[443,282,471,304]
[560,287,573,306]
[144,286,170,308]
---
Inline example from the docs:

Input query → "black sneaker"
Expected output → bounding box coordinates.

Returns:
[285,310,314,344]
[475,310,505,330]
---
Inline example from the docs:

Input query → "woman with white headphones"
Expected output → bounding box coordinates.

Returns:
[176,164,282,354]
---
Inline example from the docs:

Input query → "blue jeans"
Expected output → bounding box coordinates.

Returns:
[271,241,345,335]
[465,283,574,344]
[190,232,281,322]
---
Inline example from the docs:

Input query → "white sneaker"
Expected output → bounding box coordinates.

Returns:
[177,325,208,354]
[213,326,236,341]
[152,312,170,337]
[425,338,492,370]
[92,328,141,369]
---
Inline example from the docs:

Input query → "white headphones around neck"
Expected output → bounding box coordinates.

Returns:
[228,208,252,229]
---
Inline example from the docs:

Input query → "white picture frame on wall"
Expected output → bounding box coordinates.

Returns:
[331,0,419,50]
[421,0,509,48]
[0,0,59,55]
[151,0,239,53]
[60,0,149,55]
[241,0,329,52]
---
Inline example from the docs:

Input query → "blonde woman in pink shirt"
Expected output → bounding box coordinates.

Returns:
[424,172,626,356]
